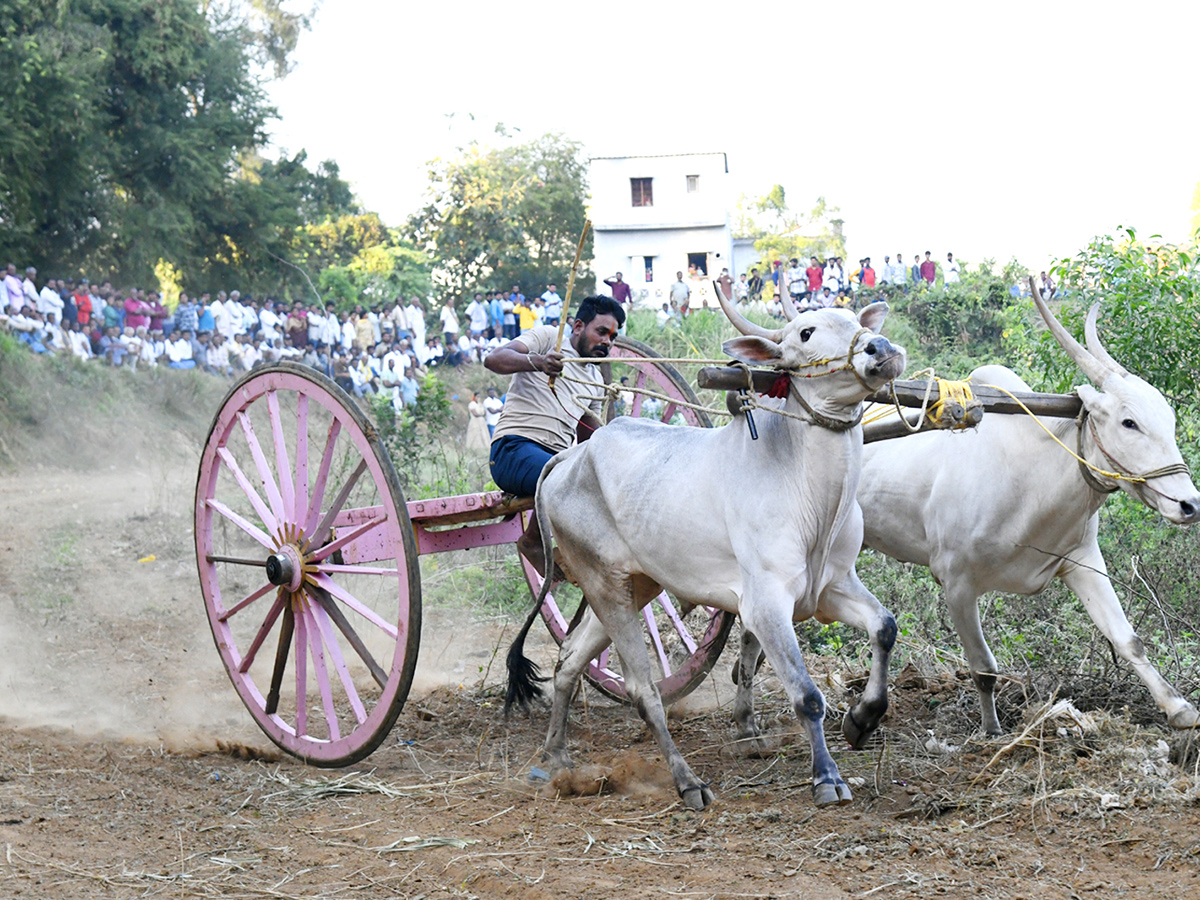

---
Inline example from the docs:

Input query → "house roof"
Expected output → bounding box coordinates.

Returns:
[588,152,728,173]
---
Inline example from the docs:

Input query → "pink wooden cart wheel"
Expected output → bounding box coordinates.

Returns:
[195,362,420,766]
[525,336,735,704]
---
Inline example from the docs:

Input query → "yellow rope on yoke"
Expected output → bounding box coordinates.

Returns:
[928,377,975,427]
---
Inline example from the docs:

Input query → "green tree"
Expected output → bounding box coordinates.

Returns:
[1002,228,1200,405]
[0,0,337,294]
[733,186,847,273]
[408,133,591,306]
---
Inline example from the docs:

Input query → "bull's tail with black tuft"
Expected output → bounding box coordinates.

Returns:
[504,453,565,717]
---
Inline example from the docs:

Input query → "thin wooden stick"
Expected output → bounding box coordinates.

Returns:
[549,218,592,390]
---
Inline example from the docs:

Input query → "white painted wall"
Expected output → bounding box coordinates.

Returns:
[590,153,733,309]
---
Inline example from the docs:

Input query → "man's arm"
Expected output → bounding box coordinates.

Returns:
[577,412,602,443]
[483,338,564,376]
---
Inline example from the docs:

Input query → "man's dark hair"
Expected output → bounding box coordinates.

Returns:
[575,295,625,327]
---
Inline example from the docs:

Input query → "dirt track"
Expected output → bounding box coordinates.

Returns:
[2,458,1200,898]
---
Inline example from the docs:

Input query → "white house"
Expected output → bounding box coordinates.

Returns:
[589,152,733,310]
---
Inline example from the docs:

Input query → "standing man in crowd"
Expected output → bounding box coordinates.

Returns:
[911,254,923,288]
[670,271,690,317]
[805,256,823,300]
[944,252,961,285]
[747,267,763,302]
[484,295,624,574]
[603,272,632,312]
[483,387,504,438]
[541,283,562,327]
[439,299,460,348]
[920,251,937,286]
[5,264,23,311]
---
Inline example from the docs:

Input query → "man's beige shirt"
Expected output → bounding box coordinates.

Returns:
[491,326,604,452]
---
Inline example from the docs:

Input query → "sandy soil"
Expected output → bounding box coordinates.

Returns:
[2,458,1200,899]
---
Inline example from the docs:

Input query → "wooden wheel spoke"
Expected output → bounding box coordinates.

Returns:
[216,447,279,536]
[237,411,287,526]
[298,602,341,741]
[660,402,678,423]
[310,585,389,690]
[309,458,369,550]
[294,394,310,529]
[267,390,296,520]
[630,369,649,418]
[311,573,399,640]
[293,603,309,736]
[312,563,400,577]
[308,514,387,564]
[642,603,673,676]
[238,593,286,674]
[206,555,267,567]
[265,604,295,716]
[305,417,343,535]
[655,591,698,654]
[219,581,276,623]
[207,499,276,551]
[308,593,369,724]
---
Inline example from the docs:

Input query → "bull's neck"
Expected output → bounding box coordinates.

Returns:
[788,377,867,432]
[1072,415,1121,509]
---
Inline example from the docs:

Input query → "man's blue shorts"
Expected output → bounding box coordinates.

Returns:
[489,435,555,497]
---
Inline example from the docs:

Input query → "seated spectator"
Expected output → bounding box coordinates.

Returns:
[165,329,195,369]
[240,335,264,371]
[425,336,445,366]
[206,332,233,376]
[67,321,94,360]
[148,329,166,365]
[379,357,405,412]
[4,306,50,351]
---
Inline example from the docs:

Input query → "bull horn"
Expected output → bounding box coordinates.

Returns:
[1029,277,1111,386]
[778,268,797,321]
[716,273,783,341]
[1084,303,1129,377]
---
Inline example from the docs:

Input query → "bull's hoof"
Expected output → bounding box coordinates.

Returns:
[841,709,878,750]
[733,727,773,759]
[541,748,573,771]
[680,783,714,810]
[1168,705,1200,729]
[813,779,853,808]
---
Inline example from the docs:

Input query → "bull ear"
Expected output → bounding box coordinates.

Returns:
[858,301,889,333]
[723,335,783,364]
[1076,383,1107,413]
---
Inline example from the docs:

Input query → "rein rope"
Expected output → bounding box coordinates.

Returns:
[558,327,874,432]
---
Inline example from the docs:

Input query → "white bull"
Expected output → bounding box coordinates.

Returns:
[860,285,1199,733]
[505,294,907,809]
[736,284,1200,736]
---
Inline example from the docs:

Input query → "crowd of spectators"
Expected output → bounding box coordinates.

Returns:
[645,253,1057,326]
[0,260,582,415]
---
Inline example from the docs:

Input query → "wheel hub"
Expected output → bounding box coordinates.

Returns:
[265,544,304,591]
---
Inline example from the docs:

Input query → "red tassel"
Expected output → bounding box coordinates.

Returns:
[764,373,790,399]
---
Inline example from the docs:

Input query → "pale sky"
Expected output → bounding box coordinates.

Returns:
[267,0,1199,271]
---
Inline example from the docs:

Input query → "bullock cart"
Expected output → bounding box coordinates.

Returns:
[194,319,1092,768]
[194,339,736,766]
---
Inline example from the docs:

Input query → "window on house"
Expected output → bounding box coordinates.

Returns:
[686,174,699,193]
[631,177,653,207]
[643,256,654,282]
[687,252,708,275]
